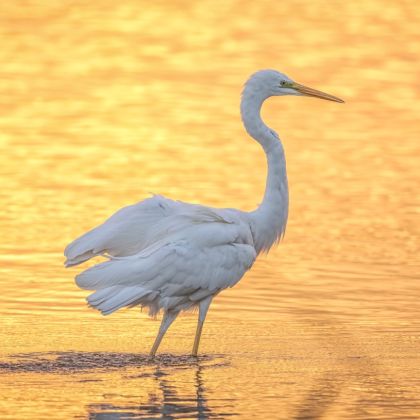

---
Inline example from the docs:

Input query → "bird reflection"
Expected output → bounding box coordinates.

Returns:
[150,364,211,419]
[0,351,230,419]
[87,360,226,419]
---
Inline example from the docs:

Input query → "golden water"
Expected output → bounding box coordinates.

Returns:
[0,1,419,418]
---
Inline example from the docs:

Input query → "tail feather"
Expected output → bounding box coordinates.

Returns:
[75,259,134,290]
[87,286,152,315]
[64,225,105,267]
[87,286,120,306]
[65,251,96,267]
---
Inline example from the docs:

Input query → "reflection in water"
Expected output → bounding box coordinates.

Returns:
[88,362,228,419]
[294,371,343,420]
[0,352,231,419]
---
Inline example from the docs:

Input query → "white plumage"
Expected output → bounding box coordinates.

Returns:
[65,70,343,356]
[66,196,257,316]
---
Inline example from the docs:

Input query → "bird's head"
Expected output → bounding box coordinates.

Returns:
[245,69,344,103]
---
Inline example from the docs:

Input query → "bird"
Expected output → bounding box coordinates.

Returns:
[64,69,343,357]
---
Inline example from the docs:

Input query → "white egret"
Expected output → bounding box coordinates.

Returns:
[64,70,343,356]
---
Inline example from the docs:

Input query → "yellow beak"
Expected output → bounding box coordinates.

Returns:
[292,82,344,103]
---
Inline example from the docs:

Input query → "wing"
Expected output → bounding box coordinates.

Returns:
[64,195,183,267]
[74,216,257,315]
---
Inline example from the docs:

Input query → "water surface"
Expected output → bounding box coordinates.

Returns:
[0,1,419,418]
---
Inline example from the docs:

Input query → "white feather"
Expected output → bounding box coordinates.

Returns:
[74,215,256,315]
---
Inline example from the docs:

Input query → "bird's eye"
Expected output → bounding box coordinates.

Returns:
[280,81,287,87]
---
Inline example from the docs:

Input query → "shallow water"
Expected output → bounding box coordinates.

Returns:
[0,1,419,419]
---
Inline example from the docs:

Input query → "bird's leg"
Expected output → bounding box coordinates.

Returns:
[192,296,213,357]
[150,310,179,357]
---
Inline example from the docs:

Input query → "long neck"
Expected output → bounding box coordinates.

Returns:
[240,90,289,254]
